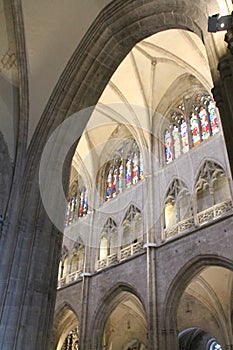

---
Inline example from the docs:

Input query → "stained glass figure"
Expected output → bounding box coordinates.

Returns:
[106,168,113,200]
[118,161,123,192]
[165,130,173,164]
[172,125,181,159]
[126,158,132,188]
[180,119,189,153]
[132,153,139,184]
[199,106,210,140]
[83,189,88,216]
[190,112,201,146]
[208,100,219,135]
[139,154,144,180]
[112,166,118,197]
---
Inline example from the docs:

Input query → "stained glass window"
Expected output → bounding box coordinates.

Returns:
[65,187,88,227]
[105,140,143,201]
[164,93,219,164]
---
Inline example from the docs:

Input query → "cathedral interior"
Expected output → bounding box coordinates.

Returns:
[0,1,233,349]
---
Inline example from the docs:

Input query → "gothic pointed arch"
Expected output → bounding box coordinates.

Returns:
[52,303,79,350]
[163,255,233,349]
[164,178,193,238]
[121,204,142,247]
[69,242,84,275]
[89,283,147,350]
[97,218,118,270]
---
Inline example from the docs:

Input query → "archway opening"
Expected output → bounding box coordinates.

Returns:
[102,291,147,350]
[53,306,79,350]
[177,266,233,349]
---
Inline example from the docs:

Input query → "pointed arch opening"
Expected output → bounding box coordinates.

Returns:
[101,291,148,350]
[163,256,233,350]
[52,304,79,350]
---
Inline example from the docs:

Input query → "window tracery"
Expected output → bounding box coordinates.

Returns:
[70,243,84,273]
[164,179,193,237]
[195,160,232,223]
[164,93,219,164]
[99,218,118,260]
[105,140,143,201]
[121,205,142,248]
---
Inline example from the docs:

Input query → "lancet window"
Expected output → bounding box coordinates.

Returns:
[164,93,219,164]
[105,140,143,201]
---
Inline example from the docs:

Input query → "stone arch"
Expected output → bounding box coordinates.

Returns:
[2,2,222,349]
[28,0,209,165]
[162,254,233,349]
[52,302,79,350]
[89,282,147,350]
[157,74,211,120]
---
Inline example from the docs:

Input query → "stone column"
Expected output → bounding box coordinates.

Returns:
[0,189,63,350]
[78,210,95,350]
[144,172,159,350]
[212,54,233,176]
[162,328,179,350]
